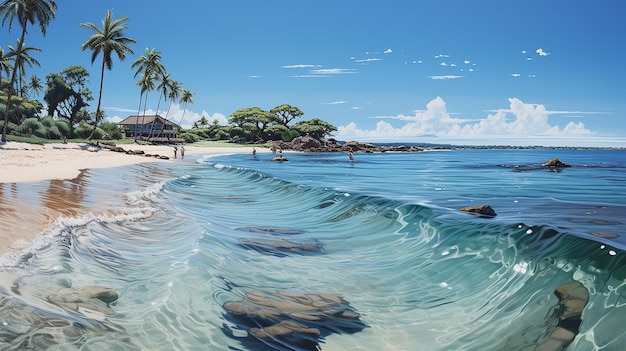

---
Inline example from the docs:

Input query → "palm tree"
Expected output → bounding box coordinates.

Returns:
[146,72,172,140]
[153,79,180,139]
[6,39,40,99]
[27,74,42,99]
[177,88,194,129]
[131,47,164,140]
[0,0,57,142]
[0,46,11,82]
[80,9,135,139]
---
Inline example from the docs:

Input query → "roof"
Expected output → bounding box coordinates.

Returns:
[117,115,178,126]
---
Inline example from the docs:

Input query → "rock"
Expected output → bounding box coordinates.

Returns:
[239,238,323,256]
[223,290,367,350]
[542,158,571,167]
[45,286,119,316]
[460,204,497,218]
[533,281,589,351]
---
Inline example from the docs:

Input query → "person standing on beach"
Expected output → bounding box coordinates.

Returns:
[173,146,178,158]
[180,145,185,158]
[252,148,257,156]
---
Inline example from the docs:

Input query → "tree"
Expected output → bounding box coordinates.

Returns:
[0,0,56,142]
[131,47,164,140]
[44,66,93,137]
[176,88,194,131]
[27,74,43,99]
[6,40,41,98]
[270,104,304,126]
[0,47,11,82]
[80,9,135,139]
[229,107,279,142]
[293,118,337,140]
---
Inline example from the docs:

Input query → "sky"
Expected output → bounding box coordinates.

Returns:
[4,0,625,147]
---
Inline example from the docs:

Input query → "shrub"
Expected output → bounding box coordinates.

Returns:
[17,118,45,137]
[180,132,199,143]
[55,121,70,137]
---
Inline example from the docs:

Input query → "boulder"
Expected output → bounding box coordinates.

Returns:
[460,204,497,217]
[223,290,367,350]
[542,158,571,167]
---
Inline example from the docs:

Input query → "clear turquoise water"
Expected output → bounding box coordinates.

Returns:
[1,149,625,350]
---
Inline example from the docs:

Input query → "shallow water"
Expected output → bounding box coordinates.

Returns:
[1,149,625,350]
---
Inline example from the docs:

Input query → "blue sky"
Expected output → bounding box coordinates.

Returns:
[7,0,626,146]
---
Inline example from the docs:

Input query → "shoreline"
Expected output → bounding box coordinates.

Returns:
[0,141,268,184]
[0,141,268,262]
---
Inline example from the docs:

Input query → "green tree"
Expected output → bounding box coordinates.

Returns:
[229,107,279,142]
[80,9,135,139]
[0,0,56,141]
[270,104,304,126]
[27,74,43,99]
[0,47,11,83]
[176,88,194,131]
[44,66,93,137]
[293,118,337,141]
[6,40,41,98]
[131,47,164,140]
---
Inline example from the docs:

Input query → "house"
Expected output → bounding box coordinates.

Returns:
[117,115,180,141]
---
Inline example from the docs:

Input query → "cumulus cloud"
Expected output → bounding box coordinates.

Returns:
[335,97,595,144]
[384,48,392,54]
[536,48,550,56]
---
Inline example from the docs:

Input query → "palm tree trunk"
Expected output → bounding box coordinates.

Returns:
[88,57,106,140]
[147,93,163,141]
[2,29,27,142]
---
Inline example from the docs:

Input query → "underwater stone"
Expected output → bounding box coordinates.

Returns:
[223,290,367,350]
[460,204,497,218]
[534,281,589,351]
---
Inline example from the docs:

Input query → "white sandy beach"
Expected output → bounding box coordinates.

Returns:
[0,141,268,260]
[0,141,266,183]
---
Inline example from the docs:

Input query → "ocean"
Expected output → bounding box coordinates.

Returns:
[1,148,625,350]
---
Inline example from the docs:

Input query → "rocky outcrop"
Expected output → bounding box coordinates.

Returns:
[271,138,425,153]
[460,204,498,218]
[223,290,367,350]
[541,158,571,167]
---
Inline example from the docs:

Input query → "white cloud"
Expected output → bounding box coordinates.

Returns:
[464,60,470,64]
[384,48,392,54]
[521,50,527,54]
[325,101,347,105]
[511,73,521,77]
[335,97,596,145]
[435,54,450,58]
[440,62,448,66]
[135,104,227,129]
[282,64,321,69]
[428,75,465,80]
[536,48,550,56]
[354,58,381,63]
[310,68,357,75]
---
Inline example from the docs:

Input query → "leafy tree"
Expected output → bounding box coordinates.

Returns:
[80,9,135,139]
[270,104,303,126]
[44,65,93,137]
[0,0,57,142]
[292,118,337,140]
[0,47,11,82]
[229,107,279,142]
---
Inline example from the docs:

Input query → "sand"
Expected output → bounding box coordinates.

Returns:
[0,141,268,262]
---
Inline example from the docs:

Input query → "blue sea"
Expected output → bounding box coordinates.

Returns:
[1,148,625,350]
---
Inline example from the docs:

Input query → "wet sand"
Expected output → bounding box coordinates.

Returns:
[0,142,267,262]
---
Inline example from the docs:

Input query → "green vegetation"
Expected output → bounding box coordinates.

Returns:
[0,4,336,146]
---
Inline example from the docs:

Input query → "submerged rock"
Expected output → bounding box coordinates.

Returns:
[460,204,498,218]
[541,158,571,167]
[239,238,323,257]
[223,290,367,350]
[534,281,589,351]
